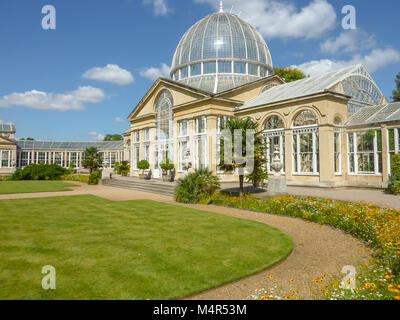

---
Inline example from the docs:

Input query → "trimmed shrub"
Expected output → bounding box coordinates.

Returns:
[88,170,102,185]
[138,160,150,173]
[160,159,174,175]
[11,164,68,181]
[175,168,220,204]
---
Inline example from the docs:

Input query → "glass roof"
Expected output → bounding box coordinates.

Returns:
[170,12,273,94]
[0,123,15,133]
[17,140,124,151]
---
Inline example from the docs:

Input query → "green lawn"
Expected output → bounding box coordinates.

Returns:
[0,195,293,300]
[0,181,79,195]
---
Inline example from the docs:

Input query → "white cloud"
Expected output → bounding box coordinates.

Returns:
[143,0,170,16]
[82,64,134,85]
[88,132,105,141]
[294,48,400,76]
[0,86,105,111]
[139,63,171,81]
[195,0,337,39]
[321,30,376,54]
[115,117,127,123]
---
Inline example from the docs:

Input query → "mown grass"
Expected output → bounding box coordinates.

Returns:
[0,181,79,195]
[0,195,293,300]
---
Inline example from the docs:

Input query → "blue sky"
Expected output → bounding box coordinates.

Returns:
[0,0,399,140]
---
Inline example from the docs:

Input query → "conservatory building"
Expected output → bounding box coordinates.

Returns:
[125,9,400,189]
[0,123,125,175]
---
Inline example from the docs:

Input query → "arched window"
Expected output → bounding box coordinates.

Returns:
[292,110,319,174]
[293,110,318,127]
[156,90,174,141]
[261,83,277,94]
[264,115,285,174]
[264,115,284,131]
[334,116,342,126]
[155,90,174,174]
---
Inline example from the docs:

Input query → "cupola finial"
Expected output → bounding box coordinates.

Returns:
[219,0,224,13]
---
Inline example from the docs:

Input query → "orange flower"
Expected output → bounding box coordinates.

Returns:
[394,296,400,300]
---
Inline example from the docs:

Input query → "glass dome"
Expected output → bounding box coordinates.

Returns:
[171,12,274,94]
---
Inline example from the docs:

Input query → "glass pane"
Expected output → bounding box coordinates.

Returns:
[204,62,216,74]
[190,63,201,76]
[218,61,232,73]
[248,63,258,76]
[234,62,246,74]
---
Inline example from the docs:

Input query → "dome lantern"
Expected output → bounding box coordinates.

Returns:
[170,12,274,94]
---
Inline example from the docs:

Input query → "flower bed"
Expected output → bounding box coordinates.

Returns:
[209,194,400,300]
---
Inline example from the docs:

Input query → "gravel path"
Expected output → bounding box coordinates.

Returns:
[0,183,371,300]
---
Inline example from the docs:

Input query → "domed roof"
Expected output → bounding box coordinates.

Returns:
[170,11,274,94]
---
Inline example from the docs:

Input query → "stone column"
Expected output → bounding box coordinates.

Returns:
[381,125,389,185]
[319,126,335,184]
[284,129,293,180]
[207,115,218,174]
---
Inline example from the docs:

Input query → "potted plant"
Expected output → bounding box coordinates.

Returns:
[137,160,150,180]
[119,161,130,177]
[160,159,174,182]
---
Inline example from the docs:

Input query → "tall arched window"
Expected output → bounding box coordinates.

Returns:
[155,90,174,171]
[156,90,174,140]
[293,110,319,174]
[264,115,285,173]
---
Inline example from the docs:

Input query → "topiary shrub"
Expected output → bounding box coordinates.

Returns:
[160,159,174,175]
[175,168,220,204]
[11,164,68,181]
[88,170,102,185]
[138,160,150,173]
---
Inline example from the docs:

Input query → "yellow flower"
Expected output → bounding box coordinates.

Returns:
[269,274,274,279]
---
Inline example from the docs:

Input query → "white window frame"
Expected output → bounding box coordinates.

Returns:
[264,130,285,174]
[292,126,319,176]
[334,128,342,175]
[194,116,207,170]
[347,131,382,176]
[133,144,140,170]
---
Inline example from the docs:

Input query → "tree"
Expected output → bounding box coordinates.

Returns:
[274,67,306,83]
[219,117,265,194]
[82,147,102,174]
[20,138,35,141]
[104,134,123,141]
[392,72,400,102]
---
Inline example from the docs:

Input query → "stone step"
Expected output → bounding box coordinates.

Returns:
[102,178,176,196]
[104,180,176,192]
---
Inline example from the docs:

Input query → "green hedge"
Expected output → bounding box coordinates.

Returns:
[12,164,68,181]
[392,154,400,176]
[388,154,400,195]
